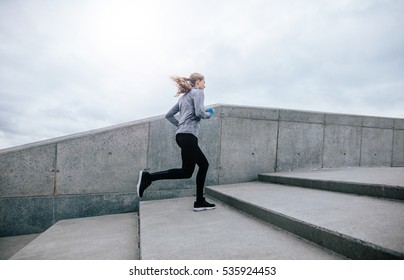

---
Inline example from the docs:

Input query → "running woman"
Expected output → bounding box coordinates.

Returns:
[136,73,216,211]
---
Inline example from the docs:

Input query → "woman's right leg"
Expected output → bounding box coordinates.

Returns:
[150,133,197,181]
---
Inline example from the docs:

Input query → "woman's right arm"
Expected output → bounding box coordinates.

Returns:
[193,90,211,119]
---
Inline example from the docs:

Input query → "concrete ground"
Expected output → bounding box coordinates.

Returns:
[7,212,138,260]
[139,197,344,260]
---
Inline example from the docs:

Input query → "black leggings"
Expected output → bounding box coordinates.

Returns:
[150,133,209,201]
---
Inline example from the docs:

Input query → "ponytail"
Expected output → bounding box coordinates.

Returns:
[170,73,205,97]
[170,76,192,96]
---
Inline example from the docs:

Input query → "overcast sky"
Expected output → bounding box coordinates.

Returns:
[1,0,403,150]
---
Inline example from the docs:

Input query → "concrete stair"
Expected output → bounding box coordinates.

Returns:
[2,167,403,260]
[206,167,404,260]
[4,213,139,260]
[258,167,404,200]
[139,196,343,260]
[142,167,404,260]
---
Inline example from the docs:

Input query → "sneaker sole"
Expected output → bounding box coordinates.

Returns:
[136,171,143,197]
[193,206,216,212]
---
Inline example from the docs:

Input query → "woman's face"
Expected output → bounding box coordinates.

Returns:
[195,79,205,90]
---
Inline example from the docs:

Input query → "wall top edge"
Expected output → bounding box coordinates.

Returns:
[1,104,403,154]
[218,104,403,126]
[0,115,165,155]
[216,103,402,120]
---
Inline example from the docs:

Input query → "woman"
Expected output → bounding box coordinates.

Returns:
[136,73,216,211]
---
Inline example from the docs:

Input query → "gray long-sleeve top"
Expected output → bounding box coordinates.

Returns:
[165,88,212,138]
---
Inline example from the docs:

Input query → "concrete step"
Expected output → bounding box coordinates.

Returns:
[259,167,404,200]
[0,233,40,260]
[206,181,404,259]
[139,197,344,260]
[9,213,139,260]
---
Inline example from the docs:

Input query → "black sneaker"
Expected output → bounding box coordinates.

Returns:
[193,198,216,212]
[137,171,151,198]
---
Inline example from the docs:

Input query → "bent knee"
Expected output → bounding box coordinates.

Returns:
[183,168,194,179]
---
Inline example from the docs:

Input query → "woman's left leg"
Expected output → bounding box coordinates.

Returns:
[195,146,209,202]
[193,145,215,211]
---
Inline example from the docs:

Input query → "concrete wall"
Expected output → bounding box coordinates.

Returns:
[1,104,403,236]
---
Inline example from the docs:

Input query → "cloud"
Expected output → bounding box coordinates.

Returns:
[1,0,404,149]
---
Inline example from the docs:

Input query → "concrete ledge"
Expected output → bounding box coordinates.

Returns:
[0,116,163,155]
[279,109,324,123]
[259,168,404,201]
[220,105,279,120]
[395,119,404,129]
[325,113,362,126]
[363,116,395,129]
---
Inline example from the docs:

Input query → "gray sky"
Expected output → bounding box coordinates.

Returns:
[1,0,404,149]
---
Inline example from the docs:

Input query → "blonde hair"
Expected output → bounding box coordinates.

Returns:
[171,73,205,97]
